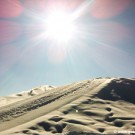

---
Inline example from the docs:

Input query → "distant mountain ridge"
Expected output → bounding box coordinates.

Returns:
[12,85,56,96]
[0,85,56,107]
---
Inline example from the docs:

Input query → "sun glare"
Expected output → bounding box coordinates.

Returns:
[46,11,76,43]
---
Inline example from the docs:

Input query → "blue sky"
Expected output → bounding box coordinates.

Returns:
[0,0,135,96]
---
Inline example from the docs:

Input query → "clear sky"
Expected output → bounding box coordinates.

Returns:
[0,0,135,96]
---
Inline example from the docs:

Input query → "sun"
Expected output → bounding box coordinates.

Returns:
[46,11,76,43]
